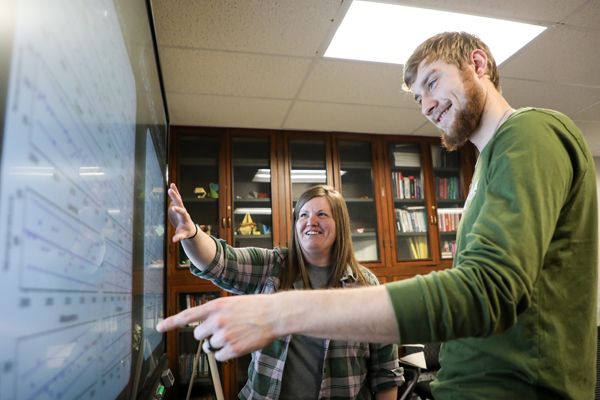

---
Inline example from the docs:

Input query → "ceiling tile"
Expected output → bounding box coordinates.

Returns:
[412,121,443,137]
[283,101,424,134]
[572,120,600,156]
[151,0,342,56]
[500,26,600,87]
[299,59,418,108]
[159,47,312,98]
[167,93,291,128]
[501,79,600,117]
[562,0,600,29]
[571,101,600,121]
[393,0,587,23]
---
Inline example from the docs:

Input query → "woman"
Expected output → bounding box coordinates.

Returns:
[168,183,403,400]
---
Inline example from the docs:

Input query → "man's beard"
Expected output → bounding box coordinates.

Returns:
[440,70,486,151]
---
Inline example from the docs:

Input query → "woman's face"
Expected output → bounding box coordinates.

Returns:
[295,196,336,265]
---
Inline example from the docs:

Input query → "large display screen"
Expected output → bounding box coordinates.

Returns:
[0,0,168,399]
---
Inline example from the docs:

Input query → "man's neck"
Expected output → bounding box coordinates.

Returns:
[469,87,514,153]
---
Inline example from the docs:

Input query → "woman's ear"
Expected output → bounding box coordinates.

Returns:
[470,49,488,78]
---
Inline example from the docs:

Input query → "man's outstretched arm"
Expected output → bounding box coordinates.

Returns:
[156,285,399,361]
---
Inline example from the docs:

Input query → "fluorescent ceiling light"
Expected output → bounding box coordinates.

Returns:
[253,169,346,183]
[325,1,546,65]
[234,208,272,215]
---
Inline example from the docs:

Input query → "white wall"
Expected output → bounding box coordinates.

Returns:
[594,157,600,326]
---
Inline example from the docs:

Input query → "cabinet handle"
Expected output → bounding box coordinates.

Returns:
[430,215,438,225]
[227,217,231,228]
[221,217,226,229]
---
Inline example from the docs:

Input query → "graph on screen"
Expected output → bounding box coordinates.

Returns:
[0,0,136,399]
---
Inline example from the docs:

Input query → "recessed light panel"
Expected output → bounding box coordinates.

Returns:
[325,1,546,65]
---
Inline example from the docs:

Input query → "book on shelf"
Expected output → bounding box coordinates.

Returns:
[442,240,457,258]
[408,236,428,259]
[436,177,461,200]
[183,293,218,326]
[437,208,463,232]
[393,150,421,167]
[179,352,211,382]
[392,172,423,200]
[431,146,460,168]
[395,208,427,233]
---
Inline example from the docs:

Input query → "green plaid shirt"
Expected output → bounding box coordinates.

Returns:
[191,237,404,400]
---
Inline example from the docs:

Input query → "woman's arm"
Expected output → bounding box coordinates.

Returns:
[168,183,216,269]
[375,387,397,400]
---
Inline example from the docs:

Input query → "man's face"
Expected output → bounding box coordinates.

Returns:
[412,59,486,151]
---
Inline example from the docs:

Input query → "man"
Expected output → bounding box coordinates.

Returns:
[158,32,598,399]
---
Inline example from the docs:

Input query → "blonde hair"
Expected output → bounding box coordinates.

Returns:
[403,31,501,93]
[280,185,368,290]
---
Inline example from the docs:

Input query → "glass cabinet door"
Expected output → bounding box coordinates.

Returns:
[177,290,224,397]
[388,142,430,261]
[231,137,273,249]
[337,139,380,263]
[288,138,328,207]
[177,134,221,268]
[431,144,464,259]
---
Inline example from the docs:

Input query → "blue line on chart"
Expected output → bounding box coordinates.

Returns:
[101,258,132,277]
[20,324,96,380]
[53,358,95,400]
[35,119,96,198]
[102,327,131,353]
[24,228,100,272]
[30,196,99,245]
[103,313,130,326]
[102,343,131,376]
[36,99,133,205]
[103,281,130,291]
[26,264,98,289]
[104,228,134,254]
[25,336,99,400]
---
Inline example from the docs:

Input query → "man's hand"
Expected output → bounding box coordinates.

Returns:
[157,294,281,360]
[156,285,400,361]
[167,183,196,243]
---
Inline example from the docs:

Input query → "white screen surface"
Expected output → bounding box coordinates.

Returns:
[0,0,137,399]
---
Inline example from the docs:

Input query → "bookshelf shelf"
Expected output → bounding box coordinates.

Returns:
[396,232,428,237]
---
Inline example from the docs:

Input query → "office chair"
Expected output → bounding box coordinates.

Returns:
[414,343,441,400]
[400,343,441,400]
[398,366,420,400]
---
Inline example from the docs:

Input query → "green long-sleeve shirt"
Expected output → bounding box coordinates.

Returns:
[386,108,598,399]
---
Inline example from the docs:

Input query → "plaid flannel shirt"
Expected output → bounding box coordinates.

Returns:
[190,237,404,400]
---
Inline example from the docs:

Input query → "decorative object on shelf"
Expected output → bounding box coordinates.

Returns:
[238,213,257,235]
[258,193,268,198]
[209,183,219,198]
[179,259,190,268]
[199,224,212,235]
[355,228,365,233]
[194,187,206,198]
[248,190,258,198]
[255,222,270,235]
[360,196,369,199]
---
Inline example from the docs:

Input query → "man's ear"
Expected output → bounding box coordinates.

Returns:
[470,49,488,78]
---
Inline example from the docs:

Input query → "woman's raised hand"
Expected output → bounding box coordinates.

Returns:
[167,183,196,243]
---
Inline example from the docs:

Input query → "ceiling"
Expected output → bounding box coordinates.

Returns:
[150,0,600,156]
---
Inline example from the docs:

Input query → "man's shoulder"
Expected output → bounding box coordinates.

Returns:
[509,107,577,131]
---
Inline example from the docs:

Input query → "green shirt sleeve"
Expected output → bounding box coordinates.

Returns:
[386,109,584,345]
